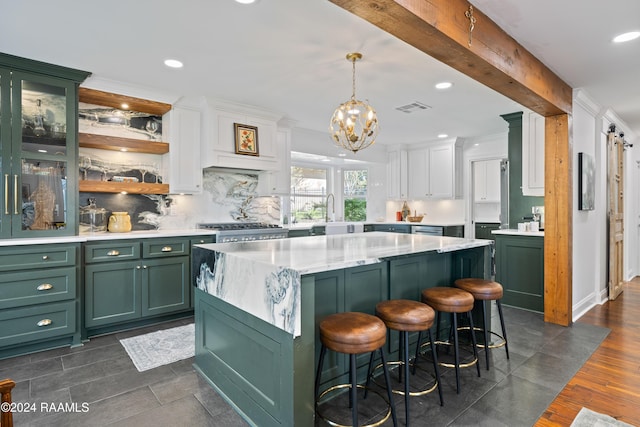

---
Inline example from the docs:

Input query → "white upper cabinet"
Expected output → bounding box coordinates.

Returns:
[522,111,545,196]
[386,148,408,199]
[258,127,291,195]
[166,99,203,194]
[407,139,462,199]
[473,159,501,203]
[201,99,281,171]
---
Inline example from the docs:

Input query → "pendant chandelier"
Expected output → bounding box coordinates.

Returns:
[329,52,379,154]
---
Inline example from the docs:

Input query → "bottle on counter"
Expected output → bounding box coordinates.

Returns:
[401,201,410,221]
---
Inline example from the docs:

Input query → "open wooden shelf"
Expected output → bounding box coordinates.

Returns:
[79,180,169,194]
[79,87,172,116]
[79,133,169,154]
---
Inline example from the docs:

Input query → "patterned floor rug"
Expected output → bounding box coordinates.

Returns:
[571,407,634,427]
[120,323,195,372]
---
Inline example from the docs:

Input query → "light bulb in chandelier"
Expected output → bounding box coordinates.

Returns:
[329,52,379,154]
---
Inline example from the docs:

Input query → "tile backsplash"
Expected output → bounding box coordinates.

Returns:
[80,169,281,231]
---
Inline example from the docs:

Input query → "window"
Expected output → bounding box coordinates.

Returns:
[290,166,328,224]
[343,169,367,221]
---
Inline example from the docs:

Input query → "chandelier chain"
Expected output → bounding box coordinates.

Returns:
[351,56,357,101]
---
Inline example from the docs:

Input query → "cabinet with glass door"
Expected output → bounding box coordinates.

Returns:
[0,53,89,238]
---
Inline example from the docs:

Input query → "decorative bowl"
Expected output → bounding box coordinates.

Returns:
[407,216,424,223]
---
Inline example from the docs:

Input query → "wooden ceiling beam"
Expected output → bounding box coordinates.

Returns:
[328,0,572,116]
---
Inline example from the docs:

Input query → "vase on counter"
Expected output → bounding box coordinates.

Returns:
[108,211,132,233]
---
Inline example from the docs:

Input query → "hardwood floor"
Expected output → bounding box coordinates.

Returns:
[536,278,640,426]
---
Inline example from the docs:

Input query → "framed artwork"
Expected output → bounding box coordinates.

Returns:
[234,123,259,156]
[578,152,595,210]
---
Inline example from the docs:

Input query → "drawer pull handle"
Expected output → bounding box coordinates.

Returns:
[37,319,52,327]
[161,246,172,252]
[42,255,49,261]
[107,250,120,256]
[37,283,53,291]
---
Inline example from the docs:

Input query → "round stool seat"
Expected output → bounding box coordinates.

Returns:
[421,287,474,313]
[376,299,435,332]
[319,312,386,354]
[454,278,503,300]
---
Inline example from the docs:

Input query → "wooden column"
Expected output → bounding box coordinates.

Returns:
[330,0,574,325]
[544,114,572,325]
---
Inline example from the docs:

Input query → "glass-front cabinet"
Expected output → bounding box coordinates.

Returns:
[0,53,89,238]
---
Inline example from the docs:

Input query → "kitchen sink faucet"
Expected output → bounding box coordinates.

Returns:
[325,193,335,222]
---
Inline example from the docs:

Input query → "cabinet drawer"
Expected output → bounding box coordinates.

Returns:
[143,238,189,258]
[190,236,215,247]
[0,300,76,348]
[84,242,140,264]
[0,245,77,272]
[0,266,76,309]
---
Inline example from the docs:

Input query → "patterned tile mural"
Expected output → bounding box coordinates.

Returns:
[79,166,281,232]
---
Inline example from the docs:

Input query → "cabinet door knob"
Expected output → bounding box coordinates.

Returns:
[42,255,49,260]
[142,265,148,269]
[37,319,53,327]
[37,283,53,291]
[161,246,173,252]
[136,265,141,269]
[107,250,120,256]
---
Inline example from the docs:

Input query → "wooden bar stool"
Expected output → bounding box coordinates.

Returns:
[421,287,481,394]
[374,299,443,427]
[315,312,398,427]
[454,278,509,370]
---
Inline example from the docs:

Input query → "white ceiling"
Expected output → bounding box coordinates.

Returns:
[2,0,639,147]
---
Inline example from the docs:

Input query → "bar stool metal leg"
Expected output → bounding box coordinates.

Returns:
[496,300,510,359]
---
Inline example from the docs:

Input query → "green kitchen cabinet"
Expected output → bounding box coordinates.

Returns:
[495,234,544,312]
[287,229,310,238]
[309,225,325,236]
[475,222,501,240]
[0,243,80,359]
[367,224,411,233]
[443,225,464,237]
[0,53,89,239]
[84,238,190,334]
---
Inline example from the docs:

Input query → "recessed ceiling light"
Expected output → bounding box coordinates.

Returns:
[164,59,183,68]
[235,0,257,4]
[613,31,640,43]
[435,82,453,90]
[437,133,448,138]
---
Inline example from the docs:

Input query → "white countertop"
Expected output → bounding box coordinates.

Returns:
[492,229,545,237]
[286,221,465,230]
[0,229,217,246]
[197,232,492,275]
[195,232,493,337]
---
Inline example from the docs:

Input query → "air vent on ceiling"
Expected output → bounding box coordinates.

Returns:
[395,101,432,114]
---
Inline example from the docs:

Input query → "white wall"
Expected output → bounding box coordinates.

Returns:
[571,90,639,321]
[572,90,603,320]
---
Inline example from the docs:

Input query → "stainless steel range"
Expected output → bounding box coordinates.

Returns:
[197,222,287,243]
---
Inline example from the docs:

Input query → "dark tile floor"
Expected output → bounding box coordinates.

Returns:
[0,306,609,426]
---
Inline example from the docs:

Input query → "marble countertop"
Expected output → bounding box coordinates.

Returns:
[286,221,465,230]
[197,232,492,275]
[0,229,217,246]
[492,229,545,237]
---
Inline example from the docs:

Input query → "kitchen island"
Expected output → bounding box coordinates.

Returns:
[192,232,493,426]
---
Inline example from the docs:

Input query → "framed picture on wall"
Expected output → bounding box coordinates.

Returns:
[578,152,595,210]
[234,123,259,156]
